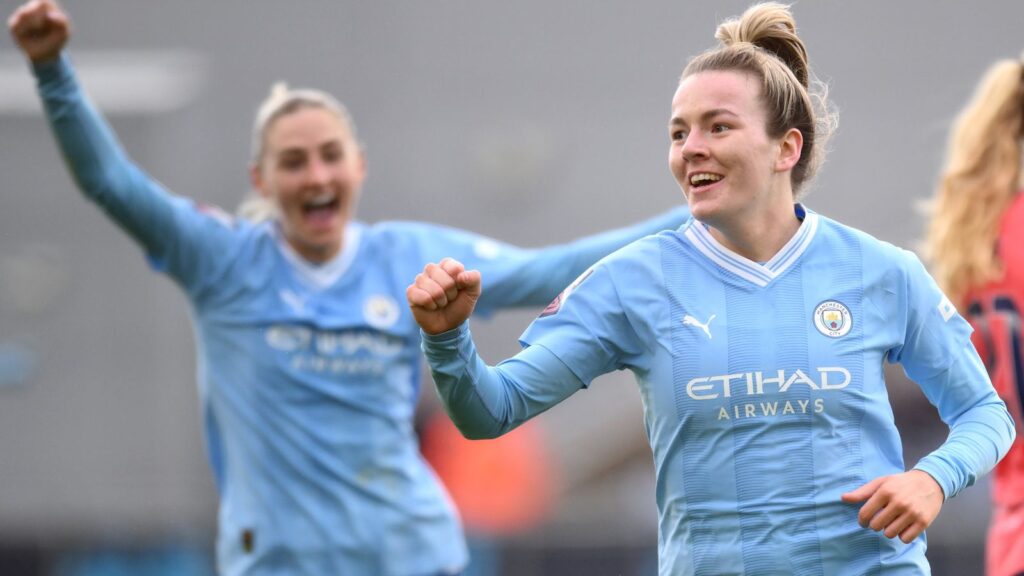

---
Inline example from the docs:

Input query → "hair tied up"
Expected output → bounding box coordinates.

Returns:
[715,2,809,88]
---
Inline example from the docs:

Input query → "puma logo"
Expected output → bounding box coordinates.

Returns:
[683,314,716,339]
[279,289,306,314]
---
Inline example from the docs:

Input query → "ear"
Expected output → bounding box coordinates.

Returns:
[250,164,270,198]
[774,128,803,173]
[356,145,368,180]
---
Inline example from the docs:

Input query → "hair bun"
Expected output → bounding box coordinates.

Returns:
[268,81,290,102]
[716,2,809,88]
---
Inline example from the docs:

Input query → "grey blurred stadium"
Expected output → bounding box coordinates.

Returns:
[1,0,1021,574]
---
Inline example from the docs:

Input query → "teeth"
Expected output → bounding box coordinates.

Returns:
[690,173,722,186]
[307,192,335,208]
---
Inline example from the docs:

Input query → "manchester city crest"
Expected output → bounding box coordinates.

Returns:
[364,295,400,329]
[813,300,852,338]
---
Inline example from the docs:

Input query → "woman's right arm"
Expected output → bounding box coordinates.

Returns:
[409,256,641,439]
[408,258,587,438]
[11,1,179,250]
[10,1,238,297]
[31,54,184,250]
[421,323,584,439]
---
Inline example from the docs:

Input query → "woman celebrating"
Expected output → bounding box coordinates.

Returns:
[410,3,1015,574]
[925,53,1024,576]
[7,1,689,574]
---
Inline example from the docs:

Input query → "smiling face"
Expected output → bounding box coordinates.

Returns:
[251,106,366,263]
[668,70,801,235]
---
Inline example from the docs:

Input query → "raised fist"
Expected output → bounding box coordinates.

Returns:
[407,258,482,335]
[8,0,71,64]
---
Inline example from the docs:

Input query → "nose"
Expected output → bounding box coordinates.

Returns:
[680,130,708,162]
[305,157,333,187]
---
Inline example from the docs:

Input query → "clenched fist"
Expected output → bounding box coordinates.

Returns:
[8,0,70,64]
[406,258,482,335]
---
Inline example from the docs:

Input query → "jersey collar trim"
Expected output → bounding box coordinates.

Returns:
[683,204,818,288]
[276,223,364,290]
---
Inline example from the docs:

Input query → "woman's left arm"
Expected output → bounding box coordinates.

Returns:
[843,251,1016,543]
[471,206,689,311]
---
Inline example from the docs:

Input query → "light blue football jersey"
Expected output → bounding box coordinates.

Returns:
[33,55,690,576]
[423,206,1015,576]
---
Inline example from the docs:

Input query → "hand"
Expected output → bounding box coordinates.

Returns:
[840,469,944,544]
[8,0,70,64]
[407,258,482,335]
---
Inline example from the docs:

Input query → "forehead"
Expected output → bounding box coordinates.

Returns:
[670,70,764,122]
[265,107,354,151]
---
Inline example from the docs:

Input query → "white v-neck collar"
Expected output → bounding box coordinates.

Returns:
[276,223,363,291]
[683,204,818,288]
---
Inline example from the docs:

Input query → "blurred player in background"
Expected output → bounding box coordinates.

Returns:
[7,1,689,574]
[925,52,1024,576]
[409,3,1016,574]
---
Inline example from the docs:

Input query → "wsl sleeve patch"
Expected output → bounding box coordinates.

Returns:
[473,239,501,260]
[938,295,956,322]
[539,268,593,318]
[196,202,236,229]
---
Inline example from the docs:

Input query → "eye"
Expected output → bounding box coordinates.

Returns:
[671,130,687,142]
[711,123,731,134]
[279,155,306,171]
[322,144,343,164]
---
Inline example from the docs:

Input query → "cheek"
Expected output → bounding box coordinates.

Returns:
[267,175,302,201]
[668,147,683,175]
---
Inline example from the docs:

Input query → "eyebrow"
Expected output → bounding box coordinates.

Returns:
[275,139,343,156]
[669,108,740,126]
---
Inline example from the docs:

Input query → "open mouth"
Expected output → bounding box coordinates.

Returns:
[689,172,723,191]
[302,192,340,225]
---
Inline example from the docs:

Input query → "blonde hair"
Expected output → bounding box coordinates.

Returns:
[924,56,1024,306]
[237,82,360,221]
[681,2,837,197]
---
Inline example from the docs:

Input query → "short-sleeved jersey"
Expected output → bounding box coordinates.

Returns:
[521,206,1009,575]
[963,192,1024,507]
[33,55,690,576]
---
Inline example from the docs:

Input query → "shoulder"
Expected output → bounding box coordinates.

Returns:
[811,211,913,270]
[556,233,669,305]
[368,220,478,246]
[582,231,667,280]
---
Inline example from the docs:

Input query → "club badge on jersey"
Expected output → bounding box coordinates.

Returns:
[364,295,400,329]
[813,300,852,338]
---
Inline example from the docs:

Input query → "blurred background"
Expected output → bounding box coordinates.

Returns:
[1,0,1021,574]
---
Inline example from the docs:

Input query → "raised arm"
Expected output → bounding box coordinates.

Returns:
[9,0,238,296]
[403,207,688,315]
[11,0,177,251]
[408,258,586,438]
[8,0,66,64]
[474,206,689,310]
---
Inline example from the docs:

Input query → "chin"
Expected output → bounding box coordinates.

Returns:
[687,202,716,222]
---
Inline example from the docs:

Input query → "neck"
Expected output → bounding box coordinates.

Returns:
[707,201,801,263]
[294,243,341,264]
[284,231,343,265]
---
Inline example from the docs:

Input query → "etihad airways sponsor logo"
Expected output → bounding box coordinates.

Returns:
[265,326,404,377]
[686,367,850,400]
[266,326,403,357]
